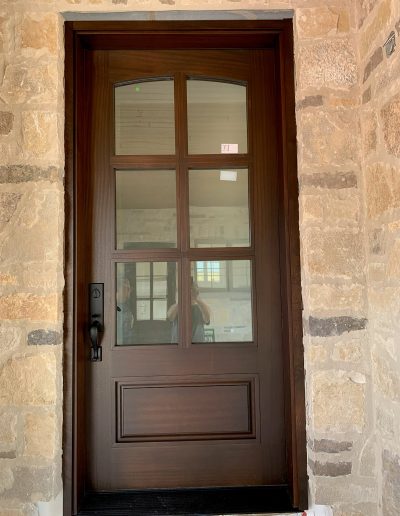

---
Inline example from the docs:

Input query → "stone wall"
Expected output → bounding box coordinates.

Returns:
[0,0,398,515]
[359,0,400,514]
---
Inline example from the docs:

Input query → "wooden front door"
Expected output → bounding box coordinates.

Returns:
[68,21,307,513]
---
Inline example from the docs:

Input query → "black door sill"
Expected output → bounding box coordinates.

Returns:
[77,485,297,515]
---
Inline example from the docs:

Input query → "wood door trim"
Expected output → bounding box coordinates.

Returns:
[64,20,307,515]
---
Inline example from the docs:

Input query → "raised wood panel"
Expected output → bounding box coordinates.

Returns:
[117,376,256,442]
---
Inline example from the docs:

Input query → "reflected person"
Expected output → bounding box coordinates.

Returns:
[116,275,135,345]
[167,280,211,342]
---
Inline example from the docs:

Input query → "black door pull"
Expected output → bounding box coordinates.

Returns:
[89,283,104,362]
[89,320,103,361]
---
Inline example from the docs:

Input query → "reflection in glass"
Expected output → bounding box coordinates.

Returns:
[189,169,249,248]
[187,79,247,154]
[116,170,177,249]
[115,80,175,155]
[191,260,253,343]
[116,262,178,345]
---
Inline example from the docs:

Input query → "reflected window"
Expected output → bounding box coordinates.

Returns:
[116,262,178,346]
[191,260,253,343]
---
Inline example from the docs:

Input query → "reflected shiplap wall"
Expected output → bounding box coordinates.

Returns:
[0,1,399,515]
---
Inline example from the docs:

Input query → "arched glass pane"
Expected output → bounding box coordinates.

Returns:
[115,79,175,155]
[187,79,247,155]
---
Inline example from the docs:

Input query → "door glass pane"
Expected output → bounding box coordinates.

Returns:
[187,79,247,154]
[115,79,175,155]
[116,169,177,249]
[191,260,253,343]
[116,262,178,345]
[189,169,250,248]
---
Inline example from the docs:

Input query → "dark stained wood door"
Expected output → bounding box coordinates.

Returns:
[84,48,286,491]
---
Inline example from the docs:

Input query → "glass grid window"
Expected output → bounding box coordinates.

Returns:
[194,259,250,291]
[195,261,227,289]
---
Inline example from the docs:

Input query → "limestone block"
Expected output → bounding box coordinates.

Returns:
[0,294,59,322]
[0,327,22,359]
[377,406,395,439]
[0,466,14,495]
[298,40,357,89]
[322,193,359,224]
[301,191,359,224]
[366,163,400,218]
[23,412,55,458]
[308,344,328,365]
[299,111,359,166]
[0,510,29,516]
[0,413,17,446]
[381,93,400,158]
[332,340,363,363]
[360,0,392,58]
[326,95,359,108]
[21,14,58,54]
[301,195,323,222]
[27,330,61,346]
[308,284,365,313]
[363,46,383,82]
[386,239,400,279]
[0,187,62,263]
[369,227,384,255]
[333,502,378,516]
[0,166,60,184]
[311,439,352,453]
[373,354,400,402]
[296,95,323,109]
[315,477,377,505]
[2,466,54,502]
[363,87,372,104]
[359,435,376,477]
[304,229,363,279]
[368,262,386,282]
[1,61,58,105]
[0,193,22,226]
[309,316,367,337]
[0,353,56,406]
[382,449,400,515]
[0,274,17,285]
[369,288,400,357]
[0,113,14,136]
[361,110,377,156]
[358,0,380,28]
[296,7,350,39]
[312,370,365,432]
[300,171,358,190]
[0,17,5,53]
[21,112,58,159]
[22,262,60,290]
[309,459,352,476]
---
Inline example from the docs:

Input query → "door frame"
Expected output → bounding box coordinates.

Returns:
[64,20,307,515]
